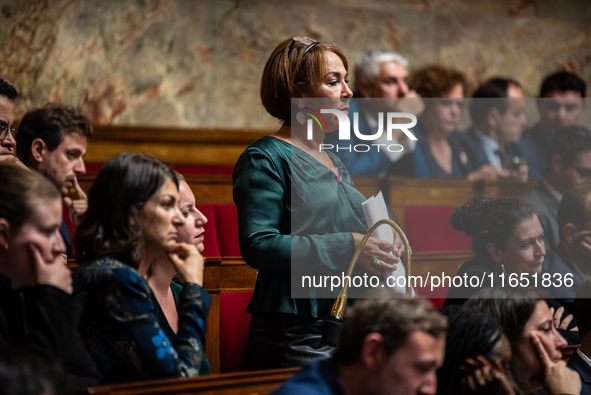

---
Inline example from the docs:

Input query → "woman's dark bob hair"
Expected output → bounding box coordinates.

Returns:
[74,152,177,268]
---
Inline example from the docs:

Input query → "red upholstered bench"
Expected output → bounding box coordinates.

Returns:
[414,285,450,309]
[213,204,240,257]
[219,291,253,373]
[404,206,472,252]
[197,204,240,258]
[403,206,470,308]
[197,204,221,257]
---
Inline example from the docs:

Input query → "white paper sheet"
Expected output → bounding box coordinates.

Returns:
[361,191,413,296]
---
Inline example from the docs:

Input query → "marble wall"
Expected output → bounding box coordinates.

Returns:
[0,0,589,130]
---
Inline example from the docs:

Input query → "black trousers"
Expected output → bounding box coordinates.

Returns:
[246,313,335,370]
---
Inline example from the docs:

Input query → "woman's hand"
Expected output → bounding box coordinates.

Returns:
[167,243,204,286]
[351,233,399,276]
[550,306,578,331]
[531,332,581,395]
[392,228,408,258]
[460,356,515,395]
[29,245,73,294]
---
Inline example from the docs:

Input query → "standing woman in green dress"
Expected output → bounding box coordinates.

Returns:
[233,36,405,370]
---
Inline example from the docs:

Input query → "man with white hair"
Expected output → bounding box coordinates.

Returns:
[324,50,422,177]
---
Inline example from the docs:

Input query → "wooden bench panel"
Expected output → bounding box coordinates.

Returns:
[86,367,298,395]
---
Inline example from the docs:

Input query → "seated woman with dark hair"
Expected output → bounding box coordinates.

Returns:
[446,194,546,302]
[73,152,211,384]
[438,304,515,395]
[0,164,98,392]
[466,288,580,395]
[147,171,211,376]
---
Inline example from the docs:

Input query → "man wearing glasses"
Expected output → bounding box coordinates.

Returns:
[0,78,18,164]
[523,126,591,252]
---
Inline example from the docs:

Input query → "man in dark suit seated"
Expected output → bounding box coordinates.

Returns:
[543,183,591,310]
[524,126,591,251]
[458,77,528,181]
[515,71,586,180]
[568,276,591,395]
[272,295,447,395]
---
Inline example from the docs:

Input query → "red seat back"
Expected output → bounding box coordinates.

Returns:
[197,204,221,257]
[213,204,240,257]
[404,206,472,252]
[219,291,253,373]
[414,286,450,309]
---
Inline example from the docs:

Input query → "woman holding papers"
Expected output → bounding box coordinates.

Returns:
[233,36,404,370]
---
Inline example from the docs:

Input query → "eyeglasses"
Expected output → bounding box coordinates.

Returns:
[0,123,16,141]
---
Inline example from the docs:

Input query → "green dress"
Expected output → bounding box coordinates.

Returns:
[233,136,370,318]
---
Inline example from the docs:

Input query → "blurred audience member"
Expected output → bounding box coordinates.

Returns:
[0,78,19,166]
[16,104,93,258]
[459,77,528,181]
[438,305,515,395]
[523,126,591,251]
[543,183,591,309]
[0,164,98,392]
[394,65,494,180]
[324,50,422,177]
[467,288,579,395]
[516,71,586,180]
[569,276,591,395]
[272,296,447,395]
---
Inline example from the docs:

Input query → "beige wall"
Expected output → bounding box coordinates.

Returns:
[0,0,589,130]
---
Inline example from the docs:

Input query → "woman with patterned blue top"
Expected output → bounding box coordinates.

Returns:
[73,152,211,384]
[233,37,405,370]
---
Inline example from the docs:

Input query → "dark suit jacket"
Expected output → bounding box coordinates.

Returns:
[515,123,548,180]
[455,127,497,169]
[522,182,560,251]
[542,244,584,311]
[60,218,73,259]
[568,350,591,395]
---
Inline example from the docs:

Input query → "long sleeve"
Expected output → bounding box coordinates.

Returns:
[233,138,364,274]
[0,275,99,390]
[73,258,211,384]
[233,137,370,316]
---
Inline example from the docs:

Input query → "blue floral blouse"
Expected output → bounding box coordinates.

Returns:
[73,257,211,384]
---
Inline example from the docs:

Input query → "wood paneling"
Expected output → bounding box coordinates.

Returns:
[85,126,271,166]
[86,367,298,395]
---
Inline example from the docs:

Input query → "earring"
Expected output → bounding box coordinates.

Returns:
[3,242,8,250]
[296,107,307,125]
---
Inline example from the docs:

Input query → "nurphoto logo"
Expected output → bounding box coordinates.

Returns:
[306,109,418,153]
